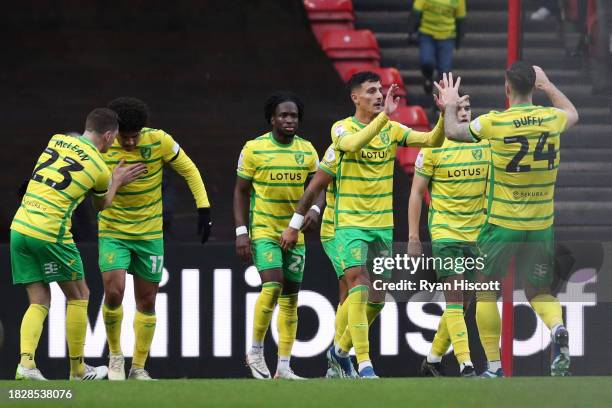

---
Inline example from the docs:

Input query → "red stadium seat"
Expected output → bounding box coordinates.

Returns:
[304,0,355,43]
[333,61,380,82]
[397,147,421,175]
[390,105,430,132]
[304,0,353,19]
[394,105,430,176]
[321,29,380,59]
[344,66,407,104]
[321,30,381,79]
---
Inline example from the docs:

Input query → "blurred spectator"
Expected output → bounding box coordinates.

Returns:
[409,0,466,94]
[570,0,589,57]
[530,0,560,21]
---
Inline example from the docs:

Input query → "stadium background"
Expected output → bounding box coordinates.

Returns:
[1,0,611,379]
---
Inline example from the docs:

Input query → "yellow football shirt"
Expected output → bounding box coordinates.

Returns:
[469,104,568,230]
[319,143,338,242]
[414,0,466,40]
[415,138,490,241]
[332,116,444,230]
[237,132,318,245]
[11,134,111,244]
[99,128,209,240]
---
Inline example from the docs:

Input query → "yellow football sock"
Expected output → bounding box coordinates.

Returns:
[103,304,123,355]
[430,314,451,358]
[338,285,369,363]
[476,291,501,362]
[366,301,385,325]
[277,293,298,357]
[530,294,564,330]
[336,301,384,349]
[19,304,49,369]
[66,300,88,376]
[334,300,349,344]
[252,282,282,344]
[445,304,470,365]
[132,311,156,369]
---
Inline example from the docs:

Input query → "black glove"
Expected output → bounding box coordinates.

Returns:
[197,207,212,244]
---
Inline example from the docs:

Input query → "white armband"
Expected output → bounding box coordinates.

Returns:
[235,226,248,236]
[310,205,321,215]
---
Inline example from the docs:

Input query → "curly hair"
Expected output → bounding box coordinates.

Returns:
[264,91,304,124]
[107,97,150,132]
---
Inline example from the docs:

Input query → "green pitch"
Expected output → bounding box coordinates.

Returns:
[1,378,610,408]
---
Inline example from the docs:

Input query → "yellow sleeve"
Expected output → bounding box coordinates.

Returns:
[319,144,337,177]
[402,115,445,147]
[334,113,390,152]
[160,131,181,162]
[469,113,494,141]
[92,168,111,197]
[456,0,466,18]
[236,142,256,180]
[414,148,434,179]
[169,148,210,209]
[391,121,411,145]
[413,0,424,12]
[552,107,569,133]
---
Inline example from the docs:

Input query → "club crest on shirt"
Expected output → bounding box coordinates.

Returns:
[140,147,152,160]
[294,153,304,165]
[380,131,390,146]
[472,148,483,160]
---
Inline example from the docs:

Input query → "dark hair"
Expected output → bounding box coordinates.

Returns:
[347,71,381,93]
[85,108,119,134]
[264,91,304,124]
[107,97,149,132]
[506,61,536,95]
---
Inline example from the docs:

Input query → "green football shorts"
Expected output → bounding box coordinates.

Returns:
[322,238,344,279]
[10,230,84,285]
[252,239,305,283]
[477,222,554,287]
[99,237,164,283]
[431,240,478,281]
[335,228,393,278]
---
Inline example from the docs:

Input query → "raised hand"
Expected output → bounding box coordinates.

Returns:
[434,72,462,107]
[533,65,552,91]
[433,79,446,113]
[384,83,401,116]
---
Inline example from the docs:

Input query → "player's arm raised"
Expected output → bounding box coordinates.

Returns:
[280,169,333,251]
[534,66,579,129]
[336,84,400,152]
[92,159,146,211]
[436,73,473,142]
